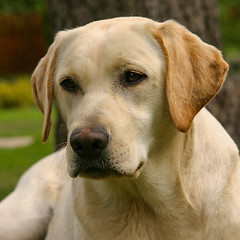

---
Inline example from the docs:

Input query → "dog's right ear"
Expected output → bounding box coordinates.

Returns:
[31,31,66,143]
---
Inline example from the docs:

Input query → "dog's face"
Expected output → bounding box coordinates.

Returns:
[54,18,167,178]
[31,17,228,179]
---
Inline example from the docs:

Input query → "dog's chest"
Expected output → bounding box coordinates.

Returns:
[74,199,201,240]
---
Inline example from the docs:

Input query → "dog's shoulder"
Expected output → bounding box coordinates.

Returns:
[0,148,69,240]
[18,147,68,197]
[194,108,239,155]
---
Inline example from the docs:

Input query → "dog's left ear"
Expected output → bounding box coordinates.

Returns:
[154,20,229,132]
[31,31,66,142]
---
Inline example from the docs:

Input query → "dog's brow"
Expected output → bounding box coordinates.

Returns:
[112,56,147,73]
[112,56,129,67]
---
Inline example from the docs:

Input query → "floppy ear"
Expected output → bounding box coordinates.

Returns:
[31,32,65,142]
[154,20,229,132]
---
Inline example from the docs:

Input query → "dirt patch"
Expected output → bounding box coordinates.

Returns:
[0,136,34,149]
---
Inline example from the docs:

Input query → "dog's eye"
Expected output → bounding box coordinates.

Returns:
[125,70,146,85]
[60,77,77,92]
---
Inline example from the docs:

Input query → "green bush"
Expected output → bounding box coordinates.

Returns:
[0,76,34,108]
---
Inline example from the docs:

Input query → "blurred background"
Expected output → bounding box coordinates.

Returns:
[0,0,239,200]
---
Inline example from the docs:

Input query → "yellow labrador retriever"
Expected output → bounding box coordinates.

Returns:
[0,17,240,240]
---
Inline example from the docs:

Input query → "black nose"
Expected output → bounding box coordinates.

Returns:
[70,127,109,159]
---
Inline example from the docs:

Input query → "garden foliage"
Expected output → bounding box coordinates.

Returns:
[0,76,34,108]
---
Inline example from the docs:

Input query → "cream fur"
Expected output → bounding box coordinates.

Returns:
[0,17,239,240]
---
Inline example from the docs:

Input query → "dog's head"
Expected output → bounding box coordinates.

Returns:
[31,17,228,179]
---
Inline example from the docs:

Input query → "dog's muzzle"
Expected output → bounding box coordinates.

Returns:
[69,126,120,178]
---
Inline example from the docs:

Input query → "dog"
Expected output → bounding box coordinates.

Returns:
[0,17,240,240]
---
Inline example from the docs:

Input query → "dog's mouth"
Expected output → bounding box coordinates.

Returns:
[82,167,122,179]
[70,161,145,179]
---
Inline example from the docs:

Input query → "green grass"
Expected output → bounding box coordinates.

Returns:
[0,106,56,200]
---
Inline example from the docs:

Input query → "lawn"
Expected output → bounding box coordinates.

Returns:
[0,106,56,200]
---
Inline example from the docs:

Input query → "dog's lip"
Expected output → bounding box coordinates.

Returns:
[132,161,144,177]
[136,162,144,171]
[69,156,145,179]
[84,167,111,178]
[79,166,123,179]
[79,162,145,179]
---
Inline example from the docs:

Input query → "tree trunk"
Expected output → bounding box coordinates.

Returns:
[47,0,221,47]
[46,0,239,149]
